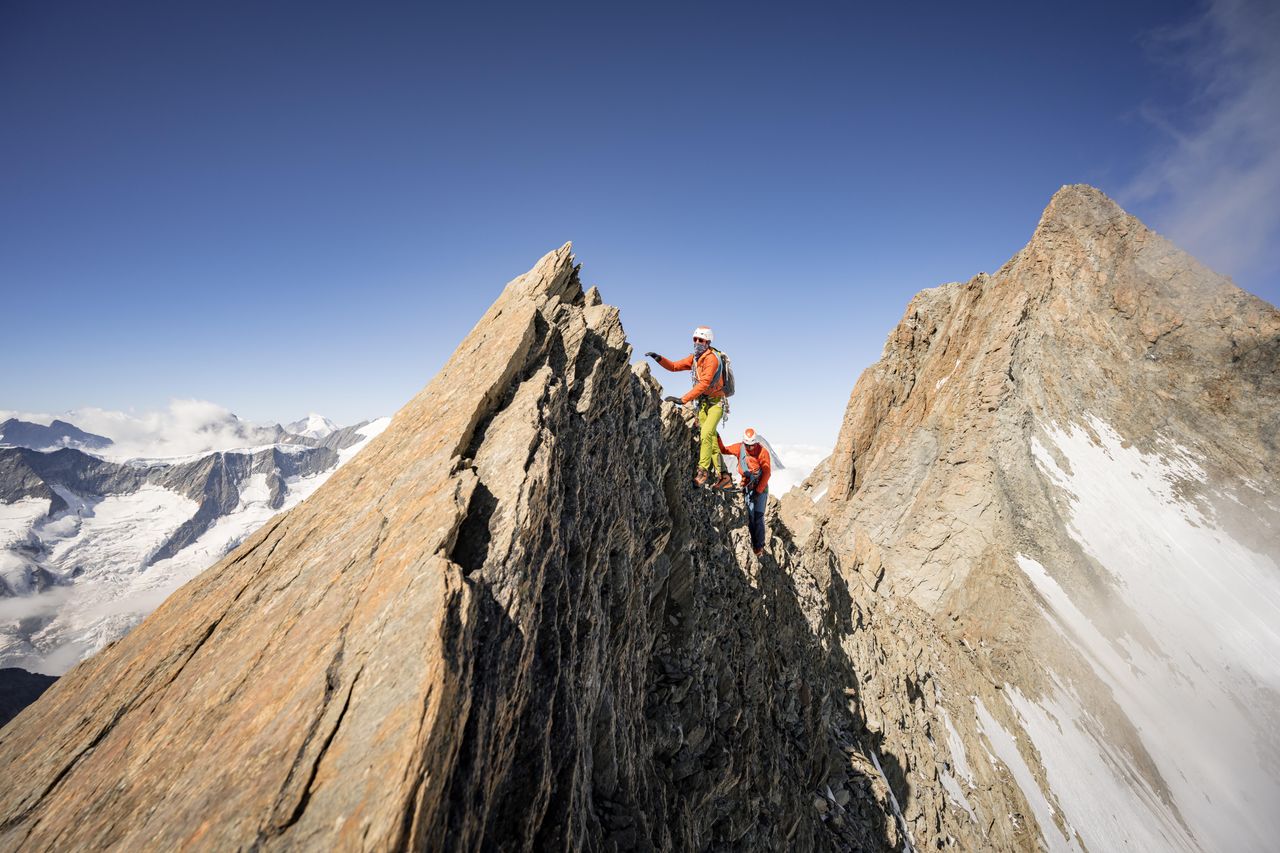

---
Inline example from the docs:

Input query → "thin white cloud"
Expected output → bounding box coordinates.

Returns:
[1126,0,1280,286]
[764,442,830,496]
[0,409,56,426]
[2,399,294,460]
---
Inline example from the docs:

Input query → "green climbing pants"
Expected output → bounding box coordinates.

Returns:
[697,397,724,474]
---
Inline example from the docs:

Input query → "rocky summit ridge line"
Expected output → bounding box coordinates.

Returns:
[1,244,1007,850]
[2,186,1276,852]
[785,184,1280,852]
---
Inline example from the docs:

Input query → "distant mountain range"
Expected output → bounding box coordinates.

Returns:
[0,409,388,674]
[0,418,112,453]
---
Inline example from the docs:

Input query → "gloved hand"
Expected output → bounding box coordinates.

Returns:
[644,352,660,361]
[663,395,684,404]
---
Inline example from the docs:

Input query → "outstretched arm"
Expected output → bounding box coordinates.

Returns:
[651,353,692,373]
[717,435,737,455]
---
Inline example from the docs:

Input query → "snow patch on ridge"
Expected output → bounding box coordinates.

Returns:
[1004,668,1198,853]
[940,705,974,787]
[1024,415,1280,852]
[974,696,1079,853]
[938,705,977,823]
[938,771,976,824]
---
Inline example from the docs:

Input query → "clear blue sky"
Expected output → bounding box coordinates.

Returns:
[3,0,1276,448]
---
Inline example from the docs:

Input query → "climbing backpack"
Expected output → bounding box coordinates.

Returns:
[693,347,736,398]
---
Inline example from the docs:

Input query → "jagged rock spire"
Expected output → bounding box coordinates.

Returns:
[3,244,975,850]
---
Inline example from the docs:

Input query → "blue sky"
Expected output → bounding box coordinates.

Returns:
[3,0,1276,448]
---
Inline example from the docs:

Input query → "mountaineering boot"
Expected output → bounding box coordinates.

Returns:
[694,467,710,486]
[713,471,734,490]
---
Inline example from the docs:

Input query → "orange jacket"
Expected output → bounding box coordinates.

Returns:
[656,350,725,403]
[718,435,771,493]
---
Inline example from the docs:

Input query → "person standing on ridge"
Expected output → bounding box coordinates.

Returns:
[718,428,781,556]
[645,326,732,488]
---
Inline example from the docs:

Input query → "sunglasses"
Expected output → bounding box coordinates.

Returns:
[693,337,709,344]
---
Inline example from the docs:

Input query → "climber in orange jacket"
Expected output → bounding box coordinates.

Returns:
[718,428,775,556]
[645,326,732,488]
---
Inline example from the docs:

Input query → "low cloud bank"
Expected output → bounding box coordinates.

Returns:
[764,443,830,496]
[1,399,303,460]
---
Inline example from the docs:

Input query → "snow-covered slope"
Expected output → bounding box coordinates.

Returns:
[807,186,1280,852]
[0,416,390,674]
[1014,417,1280,851]
[285,413,339,439]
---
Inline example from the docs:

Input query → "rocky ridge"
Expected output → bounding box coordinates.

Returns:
[789,184,1280,851]
[0,244,1035,850]
[0,419,112,453]
[1,187,1274,851]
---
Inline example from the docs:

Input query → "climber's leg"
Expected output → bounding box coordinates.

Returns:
[747,490,767,553]
[698,399,724,476]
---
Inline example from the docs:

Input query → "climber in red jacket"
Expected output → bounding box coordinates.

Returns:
[718,428,776,556]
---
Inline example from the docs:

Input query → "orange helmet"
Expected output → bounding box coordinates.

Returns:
[742,428,759,446]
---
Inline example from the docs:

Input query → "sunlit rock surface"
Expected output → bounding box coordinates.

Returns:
[3,187,1275,852]
[2,245,1002,850]
[802,185,1280,852]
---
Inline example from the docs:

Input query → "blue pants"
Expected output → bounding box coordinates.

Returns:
[746,490,767,551]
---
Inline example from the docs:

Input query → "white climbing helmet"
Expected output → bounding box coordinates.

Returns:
[743,430,786,468]
[692,326,714,342]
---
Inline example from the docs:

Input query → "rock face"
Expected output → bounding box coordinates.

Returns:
[1,188,1273,852]
[797,185,1280,852]
[0,245,969,850]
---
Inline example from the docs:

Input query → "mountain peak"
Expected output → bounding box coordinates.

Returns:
[818,182,1280,851]
[285,413,339,439]
[1031,183,1132,239]
[507,241,577,305]
[5,204,1275,852]
[0,417,113,452]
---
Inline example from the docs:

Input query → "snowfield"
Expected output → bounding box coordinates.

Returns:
[1010,416,1280,853]
[0,417,390,675]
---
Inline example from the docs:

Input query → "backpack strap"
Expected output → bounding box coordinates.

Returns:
[739,446,761,490]
[692,348,724,399]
